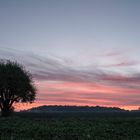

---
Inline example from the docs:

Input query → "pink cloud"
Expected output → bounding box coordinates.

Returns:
[104,60,138,67]
[15,80,140,111]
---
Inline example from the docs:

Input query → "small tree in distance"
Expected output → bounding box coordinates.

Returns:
[0,60,36,117]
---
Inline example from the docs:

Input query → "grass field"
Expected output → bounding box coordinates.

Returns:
[0,112,140,140]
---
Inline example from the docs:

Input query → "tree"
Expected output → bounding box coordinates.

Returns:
[0,60,36,117]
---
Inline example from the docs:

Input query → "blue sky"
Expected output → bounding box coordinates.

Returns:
[0,0,140,110]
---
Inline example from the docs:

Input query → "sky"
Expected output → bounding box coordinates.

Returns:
[0,0,140,110]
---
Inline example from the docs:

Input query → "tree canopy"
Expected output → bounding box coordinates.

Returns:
[0,60,36,117]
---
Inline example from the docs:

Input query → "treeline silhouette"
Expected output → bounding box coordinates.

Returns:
[25,105,129,113]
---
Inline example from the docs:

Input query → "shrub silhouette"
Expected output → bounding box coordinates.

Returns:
[0,60,36,117]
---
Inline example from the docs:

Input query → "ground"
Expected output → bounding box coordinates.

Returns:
[0,112,140,140]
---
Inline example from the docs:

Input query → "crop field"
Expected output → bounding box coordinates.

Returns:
[0,112,140,140]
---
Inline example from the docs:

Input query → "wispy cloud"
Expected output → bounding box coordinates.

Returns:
[0,47,140,109]
[104,60,138,67]
[1,47,140,88]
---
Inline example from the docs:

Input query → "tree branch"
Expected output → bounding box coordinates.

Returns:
[9,96,20,108]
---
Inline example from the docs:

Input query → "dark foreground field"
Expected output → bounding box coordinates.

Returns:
[0,112,140,140]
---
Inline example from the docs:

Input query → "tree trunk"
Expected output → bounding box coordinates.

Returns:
[1,107,11,117]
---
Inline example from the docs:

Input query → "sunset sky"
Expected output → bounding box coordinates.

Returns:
[0,0,140,110]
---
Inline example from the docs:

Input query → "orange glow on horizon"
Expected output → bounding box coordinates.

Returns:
[15,102,139,111]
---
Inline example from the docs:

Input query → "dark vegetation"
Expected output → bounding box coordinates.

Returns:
[0,60,36,117]
[26,105,128,113]
[0,112,140,140]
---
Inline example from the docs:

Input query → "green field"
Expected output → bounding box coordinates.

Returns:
[0,112,140,140]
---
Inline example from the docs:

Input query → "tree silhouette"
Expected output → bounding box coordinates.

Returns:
[0,60,36,117]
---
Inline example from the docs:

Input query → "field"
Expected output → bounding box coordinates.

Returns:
[0,112,140,140]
